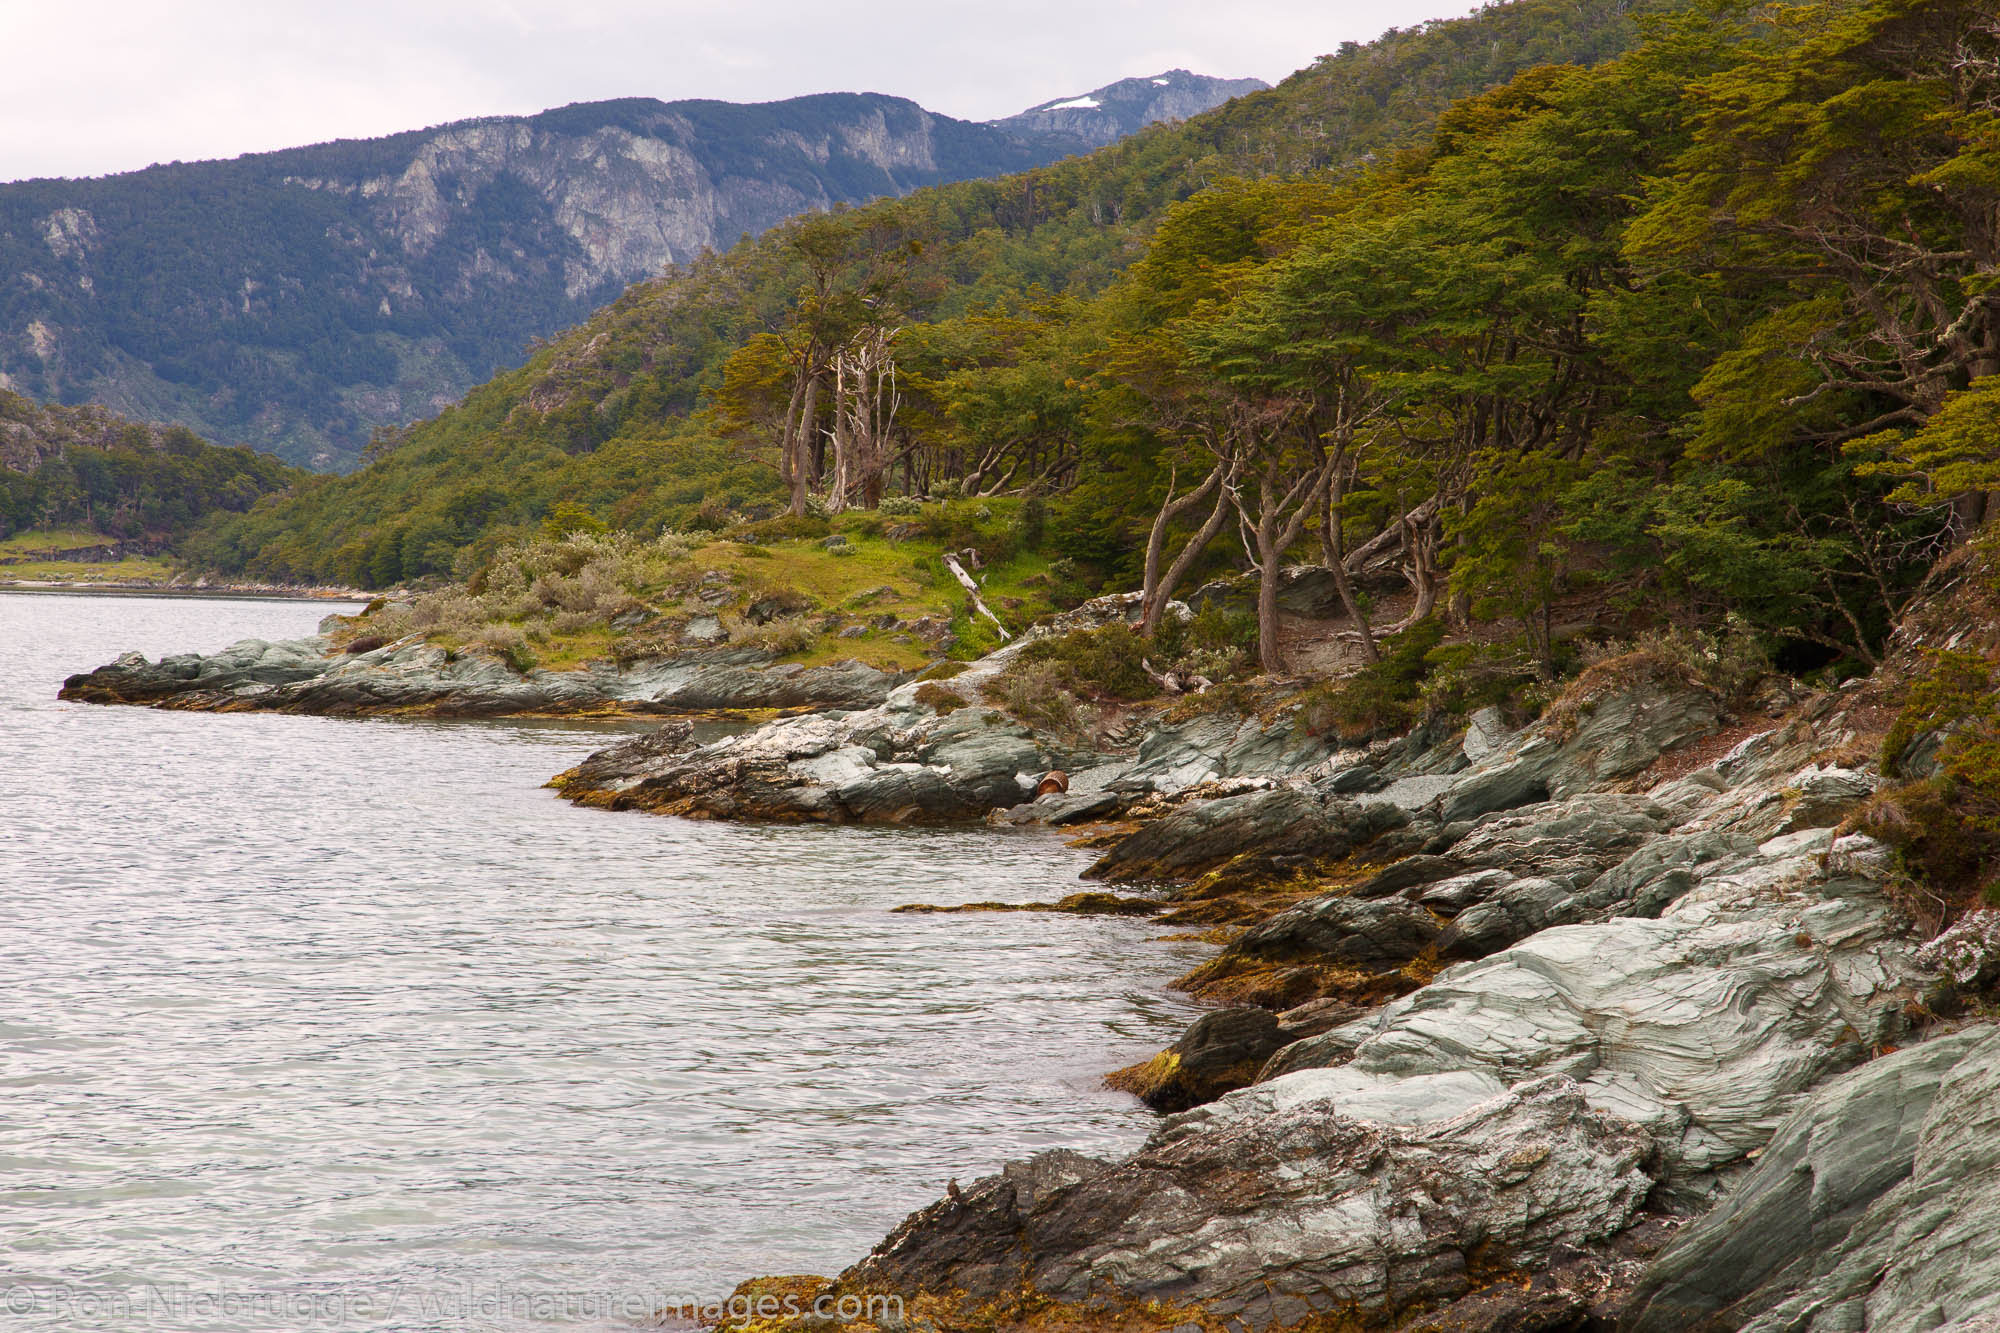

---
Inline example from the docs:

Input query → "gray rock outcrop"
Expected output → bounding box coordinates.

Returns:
[845,1076,1654,1327]
[59,633,904,717]
[1623,1026,2000,1333]
[830,669,1966,1328]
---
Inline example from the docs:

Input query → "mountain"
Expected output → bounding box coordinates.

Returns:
[0,389,297,542]
[0,83,1250,474]
[188,0,1659,590]
[989,70,1271,149]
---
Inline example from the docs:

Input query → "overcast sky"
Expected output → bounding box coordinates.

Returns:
[0,0,1477,183]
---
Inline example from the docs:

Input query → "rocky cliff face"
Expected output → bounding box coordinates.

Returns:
[0,90,1146,471]
[990,70,1270,150]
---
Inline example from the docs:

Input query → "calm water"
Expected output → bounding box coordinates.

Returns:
[0,593,1198,1331]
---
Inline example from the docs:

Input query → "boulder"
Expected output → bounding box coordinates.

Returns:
[1103,1007,1289,1113]
[1083,787,1407,883]
[841,1076,1654,1329]
[1224,894,1443,971]
[1622,1027,2000,1333]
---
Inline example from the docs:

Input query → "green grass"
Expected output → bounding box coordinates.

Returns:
[0,528,123,555]
[340,507,1073,675]
[0,529,177,583]
[0,556,178,583]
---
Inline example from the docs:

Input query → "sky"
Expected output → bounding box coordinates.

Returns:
[0,0,1478,184]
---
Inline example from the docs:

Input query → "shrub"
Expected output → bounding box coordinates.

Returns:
[1016,624,1158,701]
[1299,619,1447,742]
[1577,618,1769,703]
[732,513,830,543]
[1853,648,2000,926]
[990,659,1088,737]
[879,494,923,517]
[1014,496,1047,552]
[1420,640,1541,721]
[1151,603,1258,681]
[737,619,816,656]
[473,625,537,673]
[686,499,730,531]
[913,682,967,714]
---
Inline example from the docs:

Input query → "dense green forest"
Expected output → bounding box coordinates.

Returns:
[194,0,1999,681]
[0,390,299,541]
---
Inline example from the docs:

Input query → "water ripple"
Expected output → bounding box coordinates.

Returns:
[0,593,1198,1330]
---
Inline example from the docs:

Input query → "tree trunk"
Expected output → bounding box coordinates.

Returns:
[1319,457,1378,663]
[1254,513,1286,675]
[783,375,819,516]
[1139,458,1231,638]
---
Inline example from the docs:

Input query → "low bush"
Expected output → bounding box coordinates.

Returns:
[1298,619,1447,742]
[1015,624,1158,701]
[913,682,967,715]
[1853,648,2000,928]
[731,513,830,544]
[990,659,1088,737]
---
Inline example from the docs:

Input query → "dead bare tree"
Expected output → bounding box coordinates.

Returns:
[824,326,901,512]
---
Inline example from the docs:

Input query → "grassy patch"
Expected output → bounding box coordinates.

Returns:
[0,554,178,583]
[336,512,1070,675]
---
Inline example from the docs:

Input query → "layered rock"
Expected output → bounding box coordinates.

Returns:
[845,1076,1656,1327]
[553,680,1055,823]
[816,665,1978,1329]
[1623,1025,2000,1332]
[58,633,903,717]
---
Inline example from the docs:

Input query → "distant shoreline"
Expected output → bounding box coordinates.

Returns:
[0,581,365,603]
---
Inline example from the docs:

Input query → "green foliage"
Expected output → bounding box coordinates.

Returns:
[1014,623,1159,701]
[541,502,608,539]
[156,0,1994,690]
[1298,619,1447,742]
[1855,375,2000,508]
[191,0,1659,587]
[0,390,298,545]
[1013,496,1047,552]
[1859,649,2000,920]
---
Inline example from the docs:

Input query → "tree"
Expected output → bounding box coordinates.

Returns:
[1630,0,2000,511]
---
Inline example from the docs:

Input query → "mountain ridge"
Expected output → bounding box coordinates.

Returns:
[0,76,1255,472]
[991,69,1272,148]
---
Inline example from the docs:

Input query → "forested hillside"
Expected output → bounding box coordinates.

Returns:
[190,0,2000,684]
[1,90,1171,472]
[0,390,297,542]
[191,0,1652,587]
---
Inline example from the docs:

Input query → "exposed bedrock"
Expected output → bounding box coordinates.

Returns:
[1623,1025,2000,1333]
[827,669,1978,1330]
[58,633,905,716]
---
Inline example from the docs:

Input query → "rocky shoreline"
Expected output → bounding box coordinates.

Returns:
[544,595,1999,1330]
[58,625,908,717]
[59,589,2000,1331]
